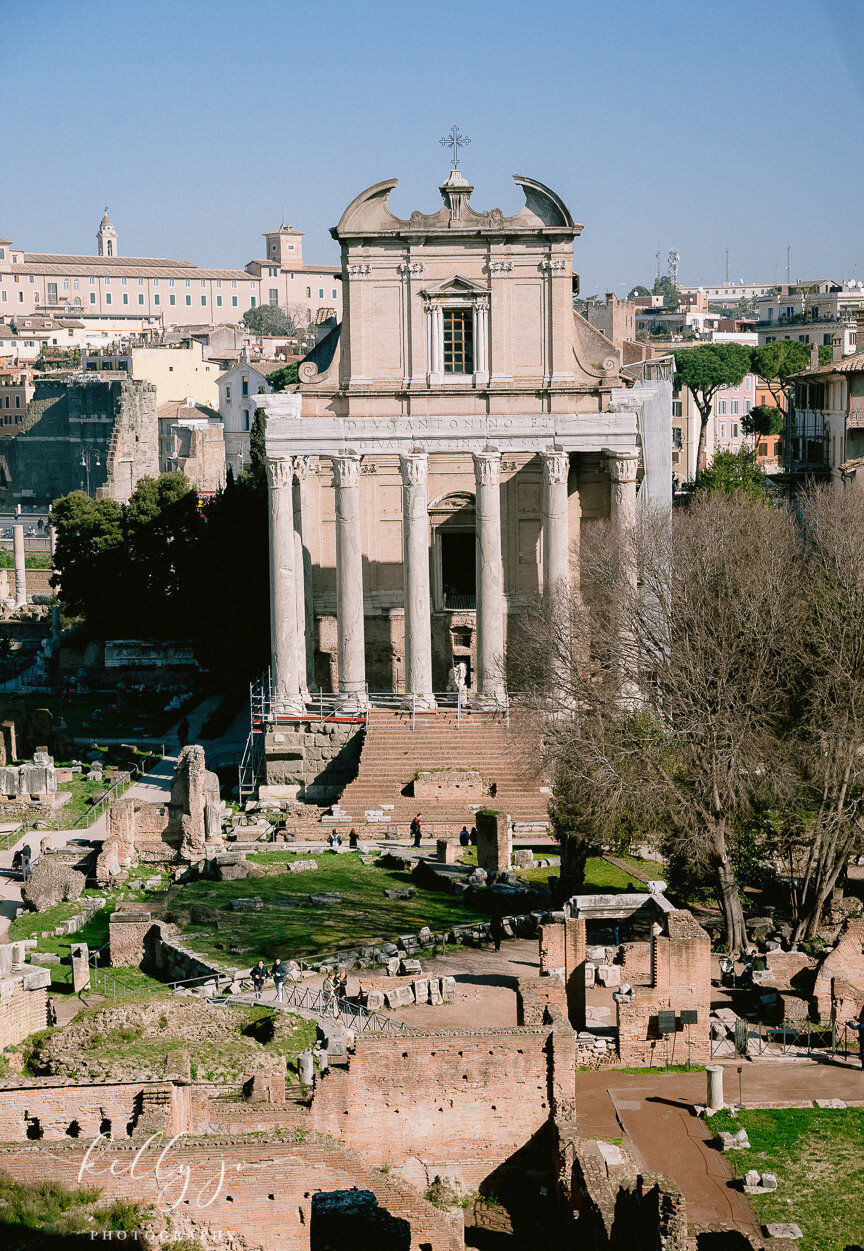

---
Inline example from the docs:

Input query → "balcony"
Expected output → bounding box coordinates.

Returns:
[442,594,476,611]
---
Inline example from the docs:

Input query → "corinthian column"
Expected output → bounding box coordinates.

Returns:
[292,457,314,691]
[267,456,303,713]
[400,452,435,709]
[607,450,640,536]
[541,450,570,602]
[332,455,367,707]
[473,449,506,707]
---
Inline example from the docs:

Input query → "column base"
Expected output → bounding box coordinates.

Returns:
[339,688,369,712]
[272,691,305,717]
[403,692,437,712]
[471,688,508,712]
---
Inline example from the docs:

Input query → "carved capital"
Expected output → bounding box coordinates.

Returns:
[347,262,371,277]
[400,452,429,488]
[293,455,312,482]
[541,450,570,486]
[266,457,294,490]
[332,455,361,489]
[607,452,640,483]
[473,450,501,488]
[489,260,513,274]
[475,296,490,312]
[398,260,425,278]
[540,258,568,274]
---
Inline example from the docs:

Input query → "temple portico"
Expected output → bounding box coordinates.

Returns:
[259,397,646,711]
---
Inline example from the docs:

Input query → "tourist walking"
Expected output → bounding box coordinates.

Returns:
[846,1012,864,1069]
[251,959,267,1000]
[322,971,336,1014]
[490,912,505,953]
[411,814,422,847]
[46,997,57,1027]
[271,958,288,1003]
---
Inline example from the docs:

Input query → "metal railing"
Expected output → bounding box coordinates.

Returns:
[711,1015,852,1060]
[87,961,410,1033]
[79,769,133,828]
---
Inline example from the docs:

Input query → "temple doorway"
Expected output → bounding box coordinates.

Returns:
[440,530,475,610]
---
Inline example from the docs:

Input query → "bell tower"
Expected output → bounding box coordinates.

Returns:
[97,208,117,257]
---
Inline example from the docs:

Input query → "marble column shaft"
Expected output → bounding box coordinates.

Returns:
[332,455,367,703]
[267,457,303,712]
[12,525,25,608]
[541,450,570,600]
[608,451,639,535]
[400,453,435,708]
[292,458,314,691]
[473,450,506,705]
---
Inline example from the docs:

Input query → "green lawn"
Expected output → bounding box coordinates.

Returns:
[0,1174,145,1240]
[459,847,663,892]
[710,1107,864,1251]
[167,850,494,964]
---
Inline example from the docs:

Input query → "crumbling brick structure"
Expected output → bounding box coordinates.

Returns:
[813,918,864,1024]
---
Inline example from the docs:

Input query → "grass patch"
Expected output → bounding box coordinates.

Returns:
[170,850,493,963]
[0,1171,145,1240]
[709,1107,864,1251]
[31,998,318,1084]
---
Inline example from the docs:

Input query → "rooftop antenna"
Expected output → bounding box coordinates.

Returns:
[786,244,792,285]
[725,247,729,284]
[667,248,679,285]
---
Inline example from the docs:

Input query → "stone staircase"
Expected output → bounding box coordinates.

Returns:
[336,708,551,831]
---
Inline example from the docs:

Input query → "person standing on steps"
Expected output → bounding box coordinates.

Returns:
[411,813,422,848]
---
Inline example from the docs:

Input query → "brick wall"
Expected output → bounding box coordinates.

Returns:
[617,912,711,1066]
[0,973,48,1049]
[516,975,567,1025]
[0,1139,462,1251]
[0,1079,187,1142]
[311,1026,552,1190]
[813,919,864,1023]
[108,912,153,967]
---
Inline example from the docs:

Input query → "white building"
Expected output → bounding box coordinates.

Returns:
[217,356,273,475]
[756,279,861,354]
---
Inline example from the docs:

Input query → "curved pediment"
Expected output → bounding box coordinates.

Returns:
[333,179,404,235]
[511,175,577,229]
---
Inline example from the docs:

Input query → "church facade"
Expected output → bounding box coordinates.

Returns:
[258,167,672,710]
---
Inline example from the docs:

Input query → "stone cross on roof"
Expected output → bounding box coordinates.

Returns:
[439,125,470,169]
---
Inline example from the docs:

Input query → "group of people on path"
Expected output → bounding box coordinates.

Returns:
[250,958,349,1011]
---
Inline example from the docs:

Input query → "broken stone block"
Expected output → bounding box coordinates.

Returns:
[400,958,422,976]
[385,957,401,977]
[585,962,596,987]
[309,892,342,905]
[441,975,456,1000]
[413,978,428,1003]
[760,1173,778,1191]
[365,990,385,1011]
[428,977,442,1004]
[384,989,402,1009]
[231,897,263,911]
[398,985,415,1006]
[744,1169,760,1189]
[764,1224,801,1240]
[597,965,620,988]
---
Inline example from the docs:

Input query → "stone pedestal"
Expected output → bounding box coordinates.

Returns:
[400,453,435,709]
[70,942,90,993]
[473,450,505,707]
[475,809,510,872]
[333,456,367,707]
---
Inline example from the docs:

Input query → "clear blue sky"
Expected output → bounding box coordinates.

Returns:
[6,0,863,294]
